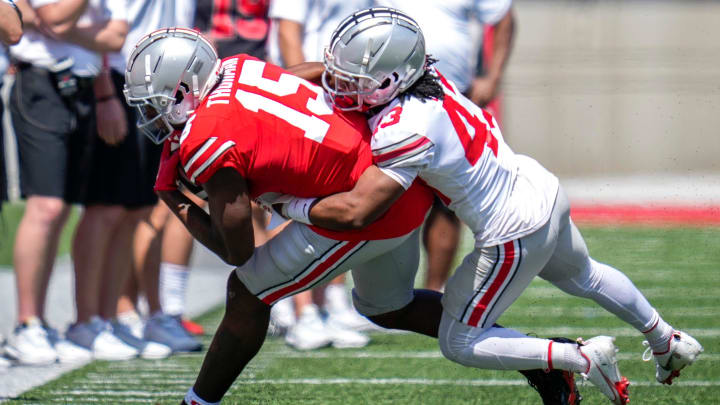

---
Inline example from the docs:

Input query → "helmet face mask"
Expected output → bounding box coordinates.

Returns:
[323,7,426,111]
[322,51,383,110]
[124,28,220,144]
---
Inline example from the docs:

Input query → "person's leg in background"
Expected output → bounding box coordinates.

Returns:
[100,205,171,359]
[159,207,194,323]
[5,65,77,365]
[65,74,140,361]
[116,199,200,354]
[423,198,461,292]
[142,197,202,353]
[124,200,168,321]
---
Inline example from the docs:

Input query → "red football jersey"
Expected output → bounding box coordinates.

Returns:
[178,55,432,241]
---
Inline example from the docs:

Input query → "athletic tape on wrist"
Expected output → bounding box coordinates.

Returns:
[282,197,317,225]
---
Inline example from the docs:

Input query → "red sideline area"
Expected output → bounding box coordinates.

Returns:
[570,204,720,226]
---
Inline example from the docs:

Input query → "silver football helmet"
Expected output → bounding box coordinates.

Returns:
[322,7,426,111]
[124,28,221,144]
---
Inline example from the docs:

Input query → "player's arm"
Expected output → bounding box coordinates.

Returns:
[158,167,255,266]
[288,165,406,231]
[276,18,305,66]
[285,61,324,84]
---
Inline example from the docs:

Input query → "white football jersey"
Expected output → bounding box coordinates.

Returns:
[369,71,558,247]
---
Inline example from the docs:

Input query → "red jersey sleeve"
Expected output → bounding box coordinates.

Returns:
[178,112,253,185]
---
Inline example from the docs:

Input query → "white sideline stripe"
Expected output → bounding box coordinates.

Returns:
[50,379,720,395]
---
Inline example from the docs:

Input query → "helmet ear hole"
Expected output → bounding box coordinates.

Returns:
[379,78,391,89]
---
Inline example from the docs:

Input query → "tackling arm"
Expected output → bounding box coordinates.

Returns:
[307,165,407,231]
[158,167,255,266]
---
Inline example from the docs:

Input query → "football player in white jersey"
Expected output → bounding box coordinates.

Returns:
[281,8,703,405]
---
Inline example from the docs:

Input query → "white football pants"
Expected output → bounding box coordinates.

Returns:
[234,221,420,316]
[438,187,661,370]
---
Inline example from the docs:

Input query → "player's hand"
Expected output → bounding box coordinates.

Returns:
[94,69,128,145]
[95,95,128,145]
[154,139,181,192]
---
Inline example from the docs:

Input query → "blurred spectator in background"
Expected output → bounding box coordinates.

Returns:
[267,0,374,351]
[89,0,201,359]
[373,0,515,293]
[195,0,269,59]
[4,0,129,365]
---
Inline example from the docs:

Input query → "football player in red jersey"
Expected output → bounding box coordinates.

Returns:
[126,28,586,405]
[124,28,440,405]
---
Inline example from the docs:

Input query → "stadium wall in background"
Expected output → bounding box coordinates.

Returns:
[504,0,720,177]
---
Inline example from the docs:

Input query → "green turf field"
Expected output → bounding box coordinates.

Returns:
[15,226,720,404]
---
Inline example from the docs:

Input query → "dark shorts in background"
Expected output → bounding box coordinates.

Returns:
[10,65,95,203]
[82,70,161,208]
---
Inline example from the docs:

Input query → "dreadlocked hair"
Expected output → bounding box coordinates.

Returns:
[398,57,444,103]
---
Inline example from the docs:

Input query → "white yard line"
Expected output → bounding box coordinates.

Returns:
[49,378,720,394]
[262,351,720,361]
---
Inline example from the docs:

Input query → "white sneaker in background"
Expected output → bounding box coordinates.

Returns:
[577,336,629,405]
[4,317,58,366]
[643,330,703,384]
[43,323,91,364]
[269,297,296,336]
[324,284,378,332]
[111,320,171,360]
[326,307,378,332]
[285,304,332,351]
[66,316,138,361]
[144,313,202,353]
[325,315,370,349]
[0,335,12,370]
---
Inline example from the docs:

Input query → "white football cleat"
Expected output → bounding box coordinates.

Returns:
[577,336,629,405]
[643,330,703,385]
